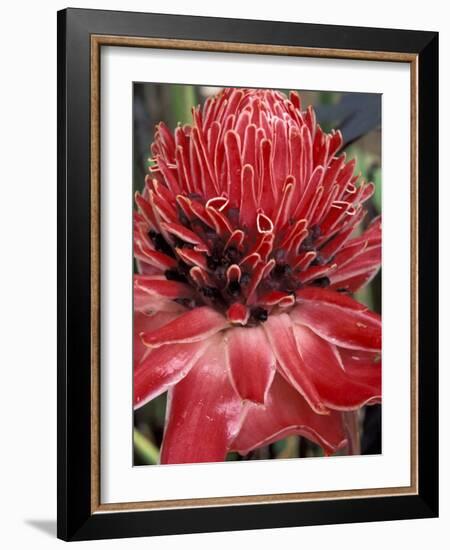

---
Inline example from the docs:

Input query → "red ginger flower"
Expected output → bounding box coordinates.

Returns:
[134,88,382,464]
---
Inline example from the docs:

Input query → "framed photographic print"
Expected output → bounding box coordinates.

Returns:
[57,8,439,541]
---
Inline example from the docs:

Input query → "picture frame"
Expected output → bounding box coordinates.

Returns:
[57,7,438,541]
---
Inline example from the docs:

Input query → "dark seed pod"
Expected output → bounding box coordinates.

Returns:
[312,277,330,288]
[165,268,188,283]
[311,254,325,266]
[227,281,241,297]
[148,231,176,258]
[250,307,268,322]
[240,272,251,286]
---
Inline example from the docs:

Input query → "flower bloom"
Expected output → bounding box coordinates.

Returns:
[134,88,382,464]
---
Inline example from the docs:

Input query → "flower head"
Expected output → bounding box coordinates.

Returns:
[134,88,382,464]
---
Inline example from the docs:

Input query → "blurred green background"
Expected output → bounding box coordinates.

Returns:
[133,84,382,466]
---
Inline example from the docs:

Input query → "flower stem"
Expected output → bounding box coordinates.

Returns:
[170,85,197,127]
[133,429,160,465]
[342,411,361,455]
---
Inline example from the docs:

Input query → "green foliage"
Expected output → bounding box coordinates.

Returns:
[169,85,198,127]
[226,452,241,461]
[345,144,382,215]
[319,91,338,105]
[133,429,160,465]
[372,166,382,213]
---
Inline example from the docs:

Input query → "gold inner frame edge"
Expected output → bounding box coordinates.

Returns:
[90,35,419,514]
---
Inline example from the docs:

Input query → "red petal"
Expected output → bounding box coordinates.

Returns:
[133,276,193,313]
[293,291,381,351]
[141,306,227,348]
[336,158,356,188]
[292,324,381,410]
[235,110,251,144]
[225,326,276,404]
[189,199,215,228]
[329,245,381,292]
[272,117,289,190]
[296,286,368,311]
[175,143,193,194]
[293,250,316,271]
[206,204,233,237]
[191,126,218,197]
[156,157,181,195]
[259,290,296,308]
[232,374,346,456]
[135,192,157,229]
[224,130,242,207]
[289,90,301,110]
[226,303,249,325]
[300,125,314,185]
[225,230,245,252]
[133,228,177,272]
[273,177,294,229]
[240,164,258,228]
[226,264,241,283]
[134,311,180,364]
[243,123,257,168]
[263,314,328,415]
[259,139,276,213]
[161,221,209,252]
[160,336,244,464]
[289,128,303,199]
[189,266,214,287]
[150,190,178,224]
[133,245,176,272]
[134,340,208,408]
[298,263,337,284]
[256,212,274,234]
[338,347,382,400]
[319,221,359,261]
[135,260,161,276]
[157,122,176,159]
[255,233,275,261]
[355,181,375,204]
[175,195,195,222]
[293,165,324,220]
[246,259,275,303]
[175,247,208,270]
[363,215,382,244]
[329,217,381,292]
[206,196,229,211]
[134,275,193,299]
[134,292,185,314]
[333,240,370,268]
[320,200,355,237]
[328,130,343,158]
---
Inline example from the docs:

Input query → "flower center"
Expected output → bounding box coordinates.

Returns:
[147,195,334,325]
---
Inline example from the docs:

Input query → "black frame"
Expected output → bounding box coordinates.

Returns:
[57,8,438,541]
